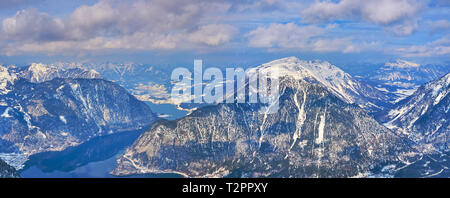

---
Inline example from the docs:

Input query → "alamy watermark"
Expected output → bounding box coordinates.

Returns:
[171,60,280,114]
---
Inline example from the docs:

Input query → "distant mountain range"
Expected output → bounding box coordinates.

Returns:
[381,73,449,153]
[61,62,173,104]
[12,63,102,83]
[111,57,419,178]
[0,64,157,170]
[358,60,450,103]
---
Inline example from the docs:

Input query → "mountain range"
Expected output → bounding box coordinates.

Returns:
[0,57,448,178]
[0,64,157,170]
[55,62,173,104]
[360,60,450,103]
[111,57,421,178]
[12,63,102,83]
[381,73,449,153]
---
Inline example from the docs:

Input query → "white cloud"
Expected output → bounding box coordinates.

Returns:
[0,0,239,55]
[0,0,444,58]
[246,22,364,53]
[303,0,424,25]
[2,23,238,55]
[66,0,233,38]
[397,37,450,57]
[2,9,66,41]
[302,0,425,35]
[67,0,118,40]
[188,24,238,46]
[247,23,324,48]
[386,20,419,36]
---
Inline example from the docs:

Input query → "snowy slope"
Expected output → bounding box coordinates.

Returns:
[0,65,18,95]
[0,65,157,169]
[385,60,420,68]
[382,73,450,152]
[16,63,102,83]
[247,57,389,112]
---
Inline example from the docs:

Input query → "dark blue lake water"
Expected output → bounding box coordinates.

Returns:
[19,129,183,178]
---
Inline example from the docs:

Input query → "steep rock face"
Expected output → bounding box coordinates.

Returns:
[0,78,157,157]
[0,158,19,178]
[382,73,450,152]
[112,75,416,178]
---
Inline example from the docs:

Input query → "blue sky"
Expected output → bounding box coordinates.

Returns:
[0,0,449,67]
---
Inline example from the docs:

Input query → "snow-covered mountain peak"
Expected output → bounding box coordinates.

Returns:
[22,63,102,83]
[385,60,420,68]
[253,56,312,79]
[88,69,101,76]
[0,65,17,95]
[251,57,368,105]
[0,65,9,75]
[28,63,54,73]
[255,57,347,79]
[27,63,57,82]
